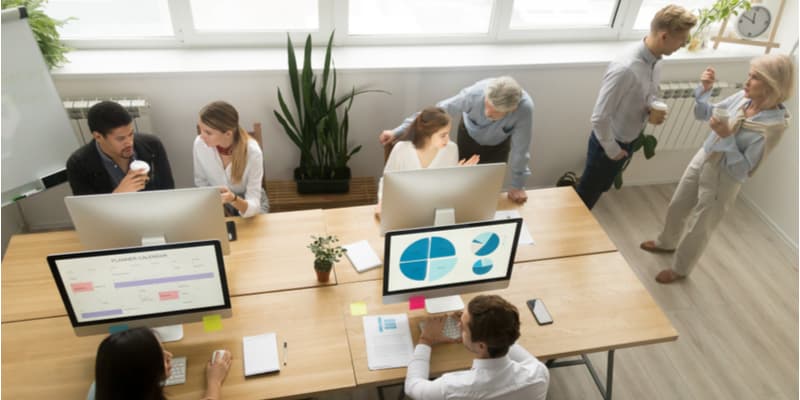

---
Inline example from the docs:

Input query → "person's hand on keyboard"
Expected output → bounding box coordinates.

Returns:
[419,314,462,346]
[204,349,232,400]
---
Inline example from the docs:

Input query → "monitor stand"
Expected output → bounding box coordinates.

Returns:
[424,208,464,314]
[141,235,184,343]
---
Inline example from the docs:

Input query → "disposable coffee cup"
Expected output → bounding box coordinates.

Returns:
[649,100,668,123]
[130,160,150,174]
[712,107,729,123]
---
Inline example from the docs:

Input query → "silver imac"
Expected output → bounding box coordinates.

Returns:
[380,163,506,235]
[47,240,232,341]
[65,187,230,255]
[383,218,522,313]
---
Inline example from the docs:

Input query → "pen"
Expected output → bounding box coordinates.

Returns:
[283,341,288,366]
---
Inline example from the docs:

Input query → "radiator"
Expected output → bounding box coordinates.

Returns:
[62,98,152,144]
[645,82,741,151]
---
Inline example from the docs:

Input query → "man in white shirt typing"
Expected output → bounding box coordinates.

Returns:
[405,295,549,400]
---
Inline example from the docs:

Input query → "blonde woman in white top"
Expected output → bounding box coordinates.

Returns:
[377,107,479,215]
[194,101,268,218]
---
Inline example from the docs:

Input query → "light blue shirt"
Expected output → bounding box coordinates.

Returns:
[392,79,534,189]
[591,40,662,157]
[695,86,786,183]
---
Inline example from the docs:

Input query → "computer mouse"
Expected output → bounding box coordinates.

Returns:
[212,349,226,364]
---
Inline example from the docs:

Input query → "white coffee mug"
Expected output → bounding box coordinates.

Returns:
[712,106,730,124]
[130,160,150,174]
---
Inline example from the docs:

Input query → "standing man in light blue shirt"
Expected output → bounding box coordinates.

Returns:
[380,77,533,204]
[576,5,697,209]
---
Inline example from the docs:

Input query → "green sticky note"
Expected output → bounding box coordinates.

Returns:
[203,314,223,332]
[350,301,367,316]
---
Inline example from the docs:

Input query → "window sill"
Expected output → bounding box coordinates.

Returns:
[52,40,765,77]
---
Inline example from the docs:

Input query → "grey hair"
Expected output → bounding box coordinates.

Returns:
[484,76,522,113]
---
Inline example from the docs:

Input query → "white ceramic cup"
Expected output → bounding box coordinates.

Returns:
[712,106,730,124]
[129,160,150,174]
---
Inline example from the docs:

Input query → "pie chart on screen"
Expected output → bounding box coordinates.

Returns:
[472,232,500,256]
[473,258,494,275]
[399,236,457,281]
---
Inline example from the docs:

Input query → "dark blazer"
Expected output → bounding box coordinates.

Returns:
[66,133,175,195]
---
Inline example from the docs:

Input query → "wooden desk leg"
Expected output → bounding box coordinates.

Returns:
[547,349,615,400]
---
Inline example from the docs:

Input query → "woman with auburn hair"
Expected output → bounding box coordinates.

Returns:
[641,54,794,284]
[194,101,268,217]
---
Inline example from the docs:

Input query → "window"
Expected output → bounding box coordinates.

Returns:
[509,0,619,29]
[347,0,493,35]
[632,0,714,31]
[189,0,318,32]
[43,0,173,38]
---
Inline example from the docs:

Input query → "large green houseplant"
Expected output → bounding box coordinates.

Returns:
[274,31,385,194]
[2,0,72,69]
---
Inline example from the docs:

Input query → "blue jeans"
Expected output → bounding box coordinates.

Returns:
[576,132,633,210]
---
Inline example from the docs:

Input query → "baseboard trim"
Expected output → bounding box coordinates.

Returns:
[739,193,799,254]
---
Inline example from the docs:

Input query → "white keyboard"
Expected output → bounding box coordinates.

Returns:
[163,356,187,386]
[419,315,461,340]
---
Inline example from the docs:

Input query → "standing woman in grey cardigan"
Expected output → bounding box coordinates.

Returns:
[640,54,794,284]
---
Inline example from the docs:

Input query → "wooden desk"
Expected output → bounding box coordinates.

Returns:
[267,177,377,212]
[1,287,355,400]
[335,252,677,386]
[1,209,332,323]
[327,187,617,285]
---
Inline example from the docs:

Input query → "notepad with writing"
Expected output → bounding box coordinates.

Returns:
[343,240,382,272]
[242,332,280,376]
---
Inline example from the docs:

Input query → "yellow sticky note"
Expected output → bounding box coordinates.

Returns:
[203,314,223,332]
[350,302,367,316]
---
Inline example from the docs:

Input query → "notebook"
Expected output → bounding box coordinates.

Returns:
[242,332,281,376]
[343,240,382,272]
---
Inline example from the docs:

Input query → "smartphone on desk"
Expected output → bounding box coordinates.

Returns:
[226,220,237,241]
[527,299,553,325]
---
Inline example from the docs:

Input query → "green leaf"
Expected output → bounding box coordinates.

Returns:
[643,135,658,159]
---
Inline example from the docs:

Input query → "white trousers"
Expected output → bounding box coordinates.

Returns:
[655,148,742,276]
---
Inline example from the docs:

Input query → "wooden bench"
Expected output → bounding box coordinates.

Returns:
[266,176,377,212]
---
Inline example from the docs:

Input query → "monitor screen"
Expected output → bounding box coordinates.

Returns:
[382,218,522,304]
[65,187,230,254]
[380,163,506,235]
[47,240,232,336]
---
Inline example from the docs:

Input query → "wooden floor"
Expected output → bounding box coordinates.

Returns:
[326,184,799,400]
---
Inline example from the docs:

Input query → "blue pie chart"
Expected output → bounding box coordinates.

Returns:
[399,236,457,281]
[472,232,500,256]
[473,258,494,275]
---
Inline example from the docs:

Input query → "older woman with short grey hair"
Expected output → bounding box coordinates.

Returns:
[641,54,794,284]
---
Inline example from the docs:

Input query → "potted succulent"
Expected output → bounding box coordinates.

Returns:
[308,235,345,283]
[689,0,751,51]
[274,31,386,194]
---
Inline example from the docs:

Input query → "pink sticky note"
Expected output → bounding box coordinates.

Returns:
[409,296,425,310]
[159,290,179,301]
[71,282,94,293]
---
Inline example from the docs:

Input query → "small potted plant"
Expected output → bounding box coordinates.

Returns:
[308,235,345,283]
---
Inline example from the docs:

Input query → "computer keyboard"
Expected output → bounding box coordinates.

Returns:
[419,315,461,340]
[163,356,187,386]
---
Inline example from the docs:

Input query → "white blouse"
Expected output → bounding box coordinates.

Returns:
[193,135,266,218]
[379,141,459,200]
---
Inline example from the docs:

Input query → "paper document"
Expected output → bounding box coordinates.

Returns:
[363,314,414,370]
[343,240,382,272]
[242,332,281,376]
[494,210,535,245]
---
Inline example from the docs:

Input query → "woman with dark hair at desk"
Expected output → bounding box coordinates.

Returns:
[87,327,232,400]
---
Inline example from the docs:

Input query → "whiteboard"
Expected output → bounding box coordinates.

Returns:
[1,7,79,203]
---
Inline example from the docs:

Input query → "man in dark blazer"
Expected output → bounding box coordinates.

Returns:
[66,101,174,195]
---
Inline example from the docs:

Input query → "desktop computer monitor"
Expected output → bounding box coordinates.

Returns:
[383,218,522,312]
[47,240,232,341]
[380,163,506,235]
[65,187,230,255]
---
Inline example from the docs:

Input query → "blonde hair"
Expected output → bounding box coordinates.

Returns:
[199,101,249,184]
[650,4,697,34]
[751,54,795,107]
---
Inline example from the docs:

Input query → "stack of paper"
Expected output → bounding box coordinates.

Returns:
[242,332,281,376]
[343,240,382,272]
[363,314,414,370]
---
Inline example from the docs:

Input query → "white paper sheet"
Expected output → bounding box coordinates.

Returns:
[242,332,281,376]
[343,240,382,272]
[363,314,414,370]
[494,210,535,245]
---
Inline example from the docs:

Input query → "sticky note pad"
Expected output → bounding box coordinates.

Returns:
[409,296,425,310]
[350,302,367,316]
[108,324,129,334]
[203,314,223,332]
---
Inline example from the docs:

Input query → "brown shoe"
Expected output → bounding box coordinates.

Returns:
[655,269,685,284]
[640,240,674,253]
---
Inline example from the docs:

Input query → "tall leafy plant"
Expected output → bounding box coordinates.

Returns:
[2,0,72,69]
[274,31,385,180]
